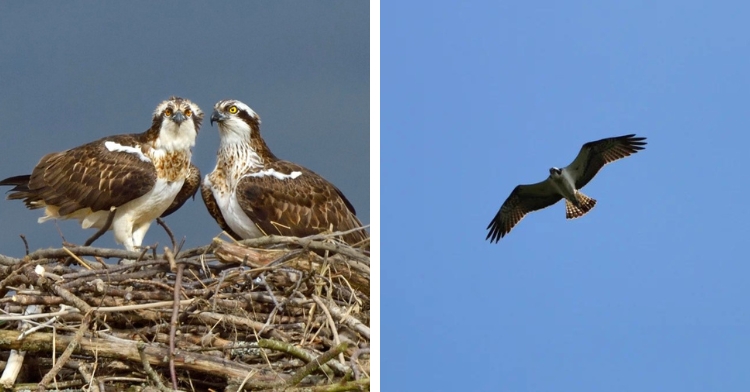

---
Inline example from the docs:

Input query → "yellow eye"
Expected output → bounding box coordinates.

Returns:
[184,108,192,117]
[228,106,238,114]
[164,108,173,117]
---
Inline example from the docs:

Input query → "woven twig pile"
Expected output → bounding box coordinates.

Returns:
[0,232,370,391]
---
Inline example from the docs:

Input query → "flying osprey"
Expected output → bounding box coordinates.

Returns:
[202,99,368,248]
[486,134,647,243]
[0,97,203,250]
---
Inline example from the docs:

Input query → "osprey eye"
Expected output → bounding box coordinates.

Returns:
[164,108,173,117]
[184,109,192,117]
[228,106,238,114]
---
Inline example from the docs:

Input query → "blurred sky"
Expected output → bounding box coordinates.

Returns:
[383,1,750,391]
[0,2,369,255]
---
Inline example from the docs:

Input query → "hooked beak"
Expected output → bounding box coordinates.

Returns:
[172,111,186,125]
[210,110,227,126]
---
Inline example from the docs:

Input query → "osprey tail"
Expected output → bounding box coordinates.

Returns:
[0,174,44,210]
[565,192,596,219]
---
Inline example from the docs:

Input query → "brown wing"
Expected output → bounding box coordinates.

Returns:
[486,179,563,243]
[200,179,241,240]
[566,134,647,189]
[236,161,368,247]
[161,163,200,218]
[26,134,157,215]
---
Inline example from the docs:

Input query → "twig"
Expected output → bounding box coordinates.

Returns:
[0,304,41,388]
[156,217,177,253]
[164,247,177,272]
[77,362,100,392]
[350,347,369,380]
[20,235,29,256]
[313,296,345,366]
[193,311,290,341]
[0,307,79,322]
[239,235,369,263]
[36,311,92,392]
[252,342,349,390]
[51,284,94,314]
[258,339,338,377]
[0,264,27,297]
[169,263,184,390]
[314,297,370,339]
[137,342,170,392]
[279,379,370,392]
[27,246,152,262]
[61,258,165,280]
[18,313,59,339]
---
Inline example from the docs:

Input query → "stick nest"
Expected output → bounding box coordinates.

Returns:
[0,233,370,392]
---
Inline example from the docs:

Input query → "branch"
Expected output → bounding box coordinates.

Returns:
[0,330,286,383]
[314,296,370,340]
[137,342,170,392]
[238,235,369,263]
[252,342,349,390]
[37,311,92,391]
[258,339,338,377]
[169,262,184,389]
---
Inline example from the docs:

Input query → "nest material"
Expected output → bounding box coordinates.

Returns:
[0,233,370,391]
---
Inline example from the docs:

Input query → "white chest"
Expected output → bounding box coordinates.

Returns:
[208,177,264,239]
[80,178,184,230]
[128,178,185,222]
[550,171,578,201]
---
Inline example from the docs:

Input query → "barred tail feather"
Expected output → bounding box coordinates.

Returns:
[565,192,596,219]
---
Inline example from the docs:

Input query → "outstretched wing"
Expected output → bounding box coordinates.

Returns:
[486,179,562,243]
[161,163,200,218]
[235,161,368,247]
[23,134,157,216]
[565,134,647,189]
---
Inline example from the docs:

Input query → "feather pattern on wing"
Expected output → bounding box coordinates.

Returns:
[235,160,367,246]
[485,180,563,243]
[203,99,369,249]
[565,134,647,189]
[7,134,157,215]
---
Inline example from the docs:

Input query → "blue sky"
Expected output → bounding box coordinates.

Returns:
[383,1,750,391]
[0,2,368,254]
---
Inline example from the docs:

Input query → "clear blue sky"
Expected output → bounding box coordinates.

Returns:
[383,1,750,391]
[0,2,368,255]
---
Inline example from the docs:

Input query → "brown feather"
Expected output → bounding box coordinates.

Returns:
[486,182,562,243]
[235,161,368,247]
[205,99,368,249]
[565,192,597,219]
[572,134,647,189]
[10,134,158,216]
[161,163,201,218]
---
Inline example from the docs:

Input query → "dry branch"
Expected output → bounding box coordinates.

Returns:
[0,234,370,391]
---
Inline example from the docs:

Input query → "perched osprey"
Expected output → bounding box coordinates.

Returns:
[486,134,647,243]
[0,97,203,250]
[202,99,368,248]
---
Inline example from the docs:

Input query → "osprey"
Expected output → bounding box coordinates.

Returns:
[0,97,203,250]
[486,134,647,243]
[202,99,368,248]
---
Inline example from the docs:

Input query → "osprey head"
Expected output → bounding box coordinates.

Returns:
[150,96,203,151]
[549,167,562,176]
[210,99,262,142]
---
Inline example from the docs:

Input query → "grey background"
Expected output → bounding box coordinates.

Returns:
[0,2,369,256]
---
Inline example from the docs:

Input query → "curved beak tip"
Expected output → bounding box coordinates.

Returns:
[210,110,223,126]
